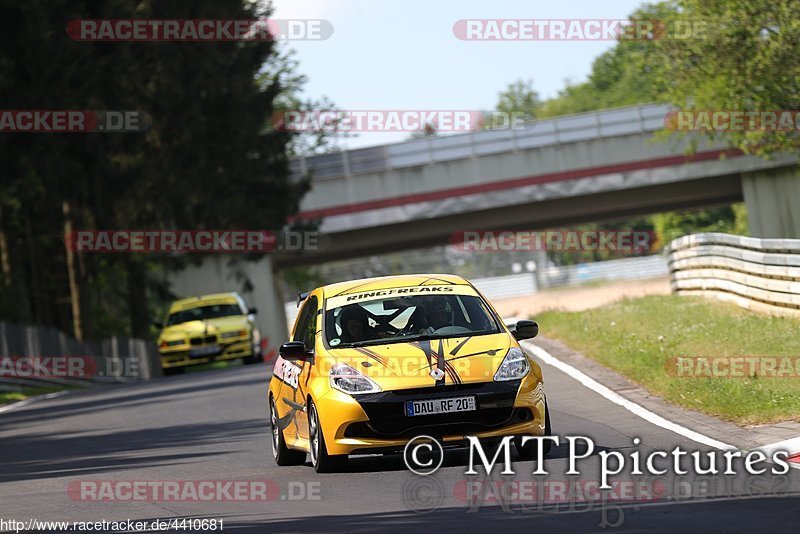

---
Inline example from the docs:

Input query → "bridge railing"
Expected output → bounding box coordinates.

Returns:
[666,233,800,316]
[290,104,671,181]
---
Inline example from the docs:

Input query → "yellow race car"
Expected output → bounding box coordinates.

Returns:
[156,292,262,373]
[268,274,550,472]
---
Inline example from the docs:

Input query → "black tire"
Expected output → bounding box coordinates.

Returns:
[515,401,552,461]
[308,398,348,473]
[163,366,186,376]
[270,397,306,466]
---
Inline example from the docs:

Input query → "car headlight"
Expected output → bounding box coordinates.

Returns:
[494,347,530,381]
[330,363,381,395]
[221,329,248,339]
[160,339,185,348]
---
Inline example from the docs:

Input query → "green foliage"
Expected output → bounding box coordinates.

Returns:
[538,3,675,118]
[538,295,800,424]
[653,203,749,246]
[652,0,800,156]
[495,79,541,120]
[537,0,799,158]
[0,0,310,338]
[493,2,781,251]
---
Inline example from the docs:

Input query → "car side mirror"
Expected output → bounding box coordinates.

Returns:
[248,307,258,315]
[153,321,164,329]
[279,341,312,361]
[512,320,538,341]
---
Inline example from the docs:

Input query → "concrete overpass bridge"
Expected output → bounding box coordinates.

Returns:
[170,103,800,356]
[279,103,798,266]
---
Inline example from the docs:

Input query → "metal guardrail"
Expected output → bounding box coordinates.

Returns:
[666,233,800,316]
[282,255,670,322]
[290,104,671,181]
[472,273,538,300]
[542,255,669,289]
[0,322,162,392]
[473,255,668,300]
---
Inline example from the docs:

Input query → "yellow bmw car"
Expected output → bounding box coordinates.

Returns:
[156,292,262,373]
[268,274,550,472]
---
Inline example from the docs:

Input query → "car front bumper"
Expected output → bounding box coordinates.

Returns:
[316,375,546,456]
[160,338,252,368]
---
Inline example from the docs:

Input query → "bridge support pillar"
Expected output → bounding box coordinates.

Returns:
[166,256,288,365]
[742,167,800,238]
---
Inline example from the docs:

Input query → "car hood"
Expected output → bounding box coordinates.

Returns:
[326,333,513,389]
[159,316,249,340]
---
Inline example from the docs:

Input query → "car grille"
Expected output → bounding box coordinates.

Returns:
[348,381,522,438]
[189,335,217,346]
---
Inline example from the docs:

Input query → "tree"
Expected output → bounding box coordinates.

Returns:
[494,2,767,248]
[495,79,541,121]
[0,0,310,339]
[538,4,676,118]
[650,0,800,156]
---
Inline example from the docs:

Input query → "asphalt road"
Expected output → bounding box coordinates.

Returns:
[2,348,799,533]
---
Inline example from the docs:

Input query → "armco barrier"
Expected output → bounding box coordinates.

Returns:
[282,255,669,324]
[666,233,800,317]
[0,322,162,392]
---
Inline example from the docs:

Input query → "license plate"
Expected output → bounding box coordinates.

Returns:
[405,396,476,416]
[188,345,221,358]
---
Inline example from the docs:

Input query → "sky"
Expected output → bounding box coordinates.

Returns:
[269,0,647,149]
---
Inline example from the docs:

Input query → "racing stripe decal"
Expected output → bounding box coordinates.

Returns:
[449,336,472,356]
[353,347,388,366]
[432,339,446,386]
[446,348,502,362]
[411,339,461,384]
[420,277,458,286]
[445,361,462,384]
[437,339,462,384]
[329,280,380,297]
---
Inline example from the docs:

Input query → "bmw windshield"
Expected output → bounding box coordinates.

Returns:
[166,304,243,325]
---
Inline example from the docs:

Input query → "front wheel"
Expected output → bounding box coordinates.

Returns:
[308,399,348,473]
[515,401,552,461]
[270,397,306,466]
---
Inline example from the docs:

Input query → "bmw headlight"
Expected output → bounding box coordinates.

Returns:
[330,363,381,394]
[493,347,530,381]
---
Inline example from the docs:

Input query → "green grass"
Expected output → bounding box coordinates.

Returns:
[536,295,800,425]
[0,385,79,406]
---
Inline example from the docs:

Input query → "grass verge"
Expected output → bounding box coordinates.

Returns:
[536,295,800,425]
[0,385,78,406]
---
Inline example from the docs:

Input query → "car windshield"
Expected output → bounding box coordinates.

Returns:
[324,293,500,348]
[166,304,242,325]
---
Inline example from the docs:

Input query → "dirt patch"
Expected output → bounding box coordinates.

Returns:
[492,276,672,318]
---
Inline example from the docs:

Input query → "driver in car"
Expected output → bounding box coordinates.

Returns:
[420,299,454,334]
[339,305,375,343]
